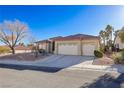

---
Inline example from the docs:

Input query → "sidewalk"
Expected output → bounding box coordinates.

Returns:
[68,64,124,73]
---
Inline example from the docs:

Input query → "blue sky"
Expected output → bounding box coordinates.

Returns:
[0,5,124,43]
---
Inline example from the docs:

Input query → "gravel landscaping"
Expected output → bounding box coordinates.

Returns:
[93,57,114,66]
[0,53,49,61]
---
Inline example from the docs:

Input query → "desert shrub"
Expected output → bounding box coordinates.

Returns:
[121,51,124,58]
[0,46,10,54]
[119,48,124,52]
[94,50,103,58]
[111,52,124,64]
[100,46,105,53]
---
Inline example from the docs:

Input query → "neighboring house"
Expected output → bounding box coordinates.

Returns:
[35,34,100,56]
[114,35,124,49]
[54,34,100,56]
[0,45,32,54]
[14,45,32,53]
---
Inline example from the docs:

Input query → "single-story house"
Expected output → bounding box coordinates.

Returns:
[36,34,100,56]
[0,45,32,54]
[35,36,62,53]
[14,45,32,53]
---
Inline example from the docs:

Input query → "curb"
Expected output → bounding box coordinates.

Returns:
[66,66,118,73]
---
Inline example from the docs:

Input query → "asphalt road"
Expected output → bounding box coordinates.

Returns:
[0,67,123,88]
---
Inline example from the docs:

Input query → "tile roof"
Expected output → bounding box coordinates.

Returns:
[35,34,99,43]
[35,36,63,43]
[54,34,100,41]
[49,36,63,40]
[35,40,50,43]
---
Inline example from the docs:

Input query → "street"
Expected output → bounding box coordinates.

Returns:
[0,67,123,88]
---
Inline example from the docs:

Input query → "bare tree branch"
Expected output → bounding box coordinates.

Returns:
[0,19,29,54]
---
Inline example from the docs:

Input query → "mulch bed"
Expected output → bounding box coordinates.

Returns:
[92,57,115,66]
[0,53,48,61]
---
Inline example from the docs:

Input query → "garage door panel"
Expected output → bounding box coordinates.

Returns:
[83,44,96,56]
[58,44,78,55]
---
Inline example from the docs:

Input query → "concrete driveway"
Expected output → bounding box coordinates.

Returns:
[34,55,94,68]
[0,55,94,72]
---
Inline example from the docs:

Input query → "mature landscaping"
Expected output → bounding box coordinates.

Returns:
[93,25,124,66]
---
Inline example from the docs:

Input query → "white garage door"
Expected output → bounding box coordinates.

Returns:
[83,44,96,56]
[58,43,78,55]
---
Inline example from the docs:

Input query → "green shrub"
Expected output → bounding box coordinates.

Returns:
[94,50,103,58]
[0,46,10,54]
[100,46,105,53]
[121,51,124,60]
[119,49,124,51]
[111,52,124,64]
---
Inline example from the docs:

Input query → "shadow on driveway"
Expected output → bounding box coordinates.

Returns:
[0,64,62,73]
[80,73,124,88]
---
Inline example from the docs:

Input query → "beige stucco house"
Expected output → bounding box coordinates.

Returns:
[35,34,100,56]
[114,35,124,49]
[54,34,100,56]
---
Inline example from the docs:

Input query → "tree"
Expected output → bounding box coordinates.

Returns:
[114,30,119,37]
[0,20,28,54]
[18,42,25,46]
[105,25,113,46]
[28,36,36,45]
[99,30,106,46]
[28,36,39,57]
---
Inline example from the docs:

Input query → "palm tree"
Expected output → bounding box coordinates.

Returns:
[99,30,106,46]
[105,25,113,46]
[114,30,119,37]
